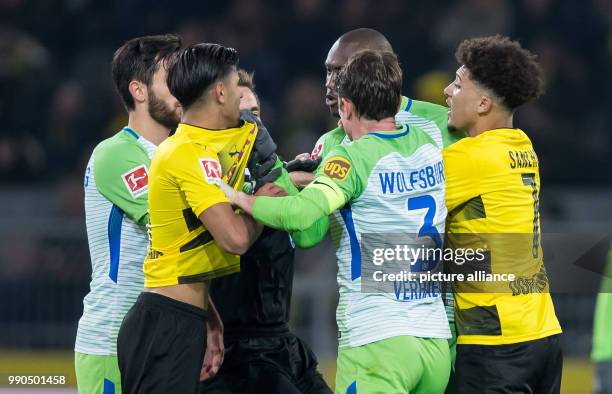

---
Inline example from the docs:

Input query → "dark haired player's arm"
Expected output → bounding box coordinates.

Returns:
[199,203,262,255]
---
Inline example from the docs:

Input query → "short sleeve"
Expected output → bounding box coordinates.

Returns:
[94,142,150,225]
[314,145,361,203]
[168,143,229,217]
[443,143,479,212]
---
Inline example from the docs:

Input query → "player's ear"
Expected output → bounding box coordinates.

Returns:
[129,80,147,106]
[339,97,353,120]
[215,81,226,104]
[477,95,493,115]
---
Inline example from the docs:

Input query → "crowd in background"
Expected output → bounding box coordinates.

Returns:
[1,0,611,187]
[0,0,610,353]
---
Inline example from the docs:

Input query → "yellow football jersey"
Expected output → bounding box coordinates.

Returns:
[144,121,257,288]
[443,128,562,345]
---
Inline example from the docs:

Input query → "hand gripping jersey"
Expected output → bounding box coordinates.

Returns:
[443,128,562,345]
[76,127,156,356]
[145,120,257,287]
[253,124,451,349]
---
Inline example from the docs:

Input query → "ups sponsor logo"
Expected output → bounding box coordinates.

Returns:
[323,157,351,180]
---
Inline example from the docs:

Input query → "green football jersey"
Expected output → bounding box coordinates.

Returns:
[76,127,155,355]
[254,124,451,349]
[308,96,462,327]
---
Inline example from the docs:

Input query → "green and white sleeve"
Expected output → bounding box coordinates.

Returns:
[267,158,330,248]
[252,146,361,233]
[94,141,150,225]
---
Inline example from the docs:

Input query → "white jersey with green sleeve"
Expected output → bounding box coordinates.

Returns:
[75,127,156,356]
[253,124,451,349]
[310,97,461,327]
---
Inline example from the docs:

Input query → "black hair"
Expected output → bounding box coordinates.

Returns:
[111,34,182,111]
[167,43,239,110]
[456,35,544,111]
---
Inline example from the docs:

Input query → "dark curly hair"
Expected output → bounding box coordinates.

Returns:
[456,35,544,111]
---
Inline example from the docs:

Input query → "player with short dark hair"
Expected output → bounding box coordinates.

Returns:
[200,69,332,394]
[117,43,274,394]
[443,35,562,393]
[221,50,452,394]
[75,34,182,394]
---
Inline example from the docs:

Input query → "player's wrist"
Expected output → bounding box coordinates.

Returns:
[236,192,255,214]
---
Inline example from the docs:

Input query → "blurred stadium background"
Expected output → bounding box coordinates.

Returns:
[0,0,610,393]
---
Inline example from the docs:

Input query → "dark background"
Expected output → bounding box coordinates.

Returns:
[0,0,610,391]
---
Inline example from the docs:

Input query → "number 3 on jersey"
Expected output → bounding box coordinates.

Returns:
[407,195,442,271]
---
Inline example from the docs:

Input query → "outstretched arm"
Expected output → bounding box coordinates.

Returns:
[221,176,345,233]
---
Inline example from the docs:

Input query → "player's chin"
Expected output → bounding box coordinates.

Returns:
[328,105,340,119]
[447,117,462,132]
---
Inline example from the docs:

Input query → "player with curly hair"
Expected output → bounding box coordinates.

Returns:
[443,35,563,393]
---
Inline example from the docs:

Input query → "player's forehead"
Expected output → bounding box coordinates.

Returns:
[238,87,256,101]
[325,41,357,69]
[238,86,259,110]
[456,65,470,81]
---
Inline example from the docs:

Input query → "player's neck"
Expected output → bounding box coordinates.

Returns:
[182,105,238,130]
[469,112,514,137]
[127,110,170,146]
[351,117,396,140]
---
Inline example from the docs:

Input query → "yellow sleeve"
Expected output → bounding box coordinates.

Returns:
[168,143,229,217]
[443,144,480,212]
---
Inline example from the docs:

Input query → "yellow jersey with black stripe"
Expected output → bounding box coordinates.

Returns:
[144,121,257,288]
[443,128,562,345]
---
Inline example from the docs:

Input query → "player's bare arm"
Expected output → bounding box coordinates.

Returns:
[199,202,262,255]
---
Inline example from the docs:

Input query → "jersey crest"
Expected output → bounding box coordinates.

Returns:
[311,142,323,160]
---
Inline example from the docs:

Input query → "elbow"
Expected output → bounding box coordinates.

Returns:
[217,231,251,255]
[289,215,318,233]
[293,236,319,249]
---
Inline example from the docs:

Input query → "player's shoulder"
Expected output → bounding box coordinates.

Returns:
[154,131,219,174]
[407,124,438,147]
[311,126,345,159]
[94,130,148,168]
[318,126,345,144]
[328,132,380,166]
[404,98,448,117]
[95,130,144,155]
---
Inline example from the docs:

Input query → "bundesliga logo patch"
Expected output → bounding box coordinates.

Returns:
[200,158,222,184]
[324,156,351,180]
[311,143,323,160]
[122,165,149,197]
